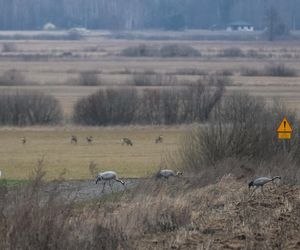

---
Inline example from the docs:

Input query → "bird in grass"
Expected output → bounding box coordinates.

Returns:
[95,171,125,193]
[156,169,183,179]
[248,176,281,193]
[21,137,26,145]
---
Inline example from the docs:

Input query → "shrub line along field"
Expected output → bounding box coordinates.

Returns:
[0,126,187,180]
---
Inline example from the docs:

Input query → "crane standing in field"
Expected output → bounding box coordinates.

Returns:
[156,169,183,179]
[95,171,125,193]
[121,138,133,146]
[86,136,93,144]
[248,176,281,193]
[71,135,78,144]
[21,137,26,145]
[155,135,163,144]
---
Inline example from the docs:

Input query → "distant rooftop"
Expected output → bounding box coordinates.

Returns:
[228,21,253,27]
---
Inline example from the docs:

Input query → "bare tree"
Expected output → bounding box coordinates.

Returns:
[265,6,289,41]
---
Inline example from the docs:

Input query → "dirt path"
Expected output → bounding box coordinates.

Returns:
[43,178,142,202]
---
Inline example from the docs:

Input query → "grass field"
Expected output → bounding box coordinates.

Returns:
[0,126,186,180]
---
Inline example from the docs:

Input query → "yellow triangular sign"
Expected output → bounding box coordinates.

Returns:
[277,117,292,132]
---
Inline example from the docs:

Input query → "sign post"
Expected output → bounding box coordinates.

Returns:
[277,117,292,152]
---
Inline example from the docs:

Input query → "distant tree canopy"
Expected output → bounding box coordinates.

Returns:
[0,0,298,31]
[265,6,290,41]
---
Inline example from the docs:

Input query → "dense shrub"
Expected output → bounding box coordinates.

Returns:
[1,43,17,52]
[241,64,297,77]
[160,44,200,57]
[178,93,300,171]
[78,71,102,86]
[121,44,200,57]
[73,77,227,125]
[0,69,27,85]
[264,64,297,77]
[0,91,63,126]
[121,44,159,57]
[131,72,176,86]
[219,47,244,57]
[73,88,138,125]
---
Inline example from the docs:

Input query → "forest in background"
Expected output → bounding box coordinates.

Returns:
[0,0,298,30]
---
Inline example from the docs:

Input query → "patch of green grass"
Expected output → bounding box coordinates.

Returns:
[0,127,184,180]
[0,179,29,186]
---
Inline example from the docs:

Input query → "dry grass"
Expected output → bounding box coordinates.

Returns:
[2,171,299,249]
[0,126,185,180]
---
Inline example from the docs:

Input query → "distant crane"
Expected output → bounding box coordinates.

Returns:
[0,170,2,178]
[86,136,93,144]
[95,171,125,193]
[21,137,26,145]
[121,138,133,146]
[248,176,281,193]
[71,135,78,144]
[156,169,183,179]
[155,135,163,144]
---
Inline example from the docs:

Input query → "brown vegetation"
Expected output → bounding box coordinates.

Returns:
[0,91,63,126]
[241,64,297,77]
[73,77,226,125]
[1,166,299,250]
[177,93,300,184]
[0,69,27,86]
[121,44,200,57]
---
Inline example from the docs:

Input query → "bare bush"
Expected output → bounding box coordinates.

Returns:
[131,72,176,86]
[240,67,262,76]
[0,69,27,86]
[73,88,138,125]
[0,91,63,126]
[160,44,200,57]
[1,43,17,52]
[121,44,159,57]
[264,64,297,77]
[219,47,244,57]
[177,93,300,179]
[78,71,102,86]
[241,64,297,77]
[74,77,226,125]
[216,69,234,76]
[0,167,130,250]
[121,44,200,57]
[173,68,208,76]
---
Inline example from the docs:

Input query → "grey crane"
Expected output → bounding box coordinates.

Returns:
[71,135,77,144]
[156,169,183,179]
[95,171,125,193]
[248,176,281,192]
[21,137,26,145]
[121,138,133,146]
[155,135,163,144]
[86,136,93,144]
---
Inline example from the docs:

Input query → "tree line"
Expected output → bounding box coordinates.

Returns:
[0,78,225,126]
[0,0,298,30]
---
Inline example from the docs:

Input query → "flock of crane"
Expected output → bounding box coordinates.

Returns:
[94,169,281,194]
[0,134,281,195]
[20,135,164,146]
